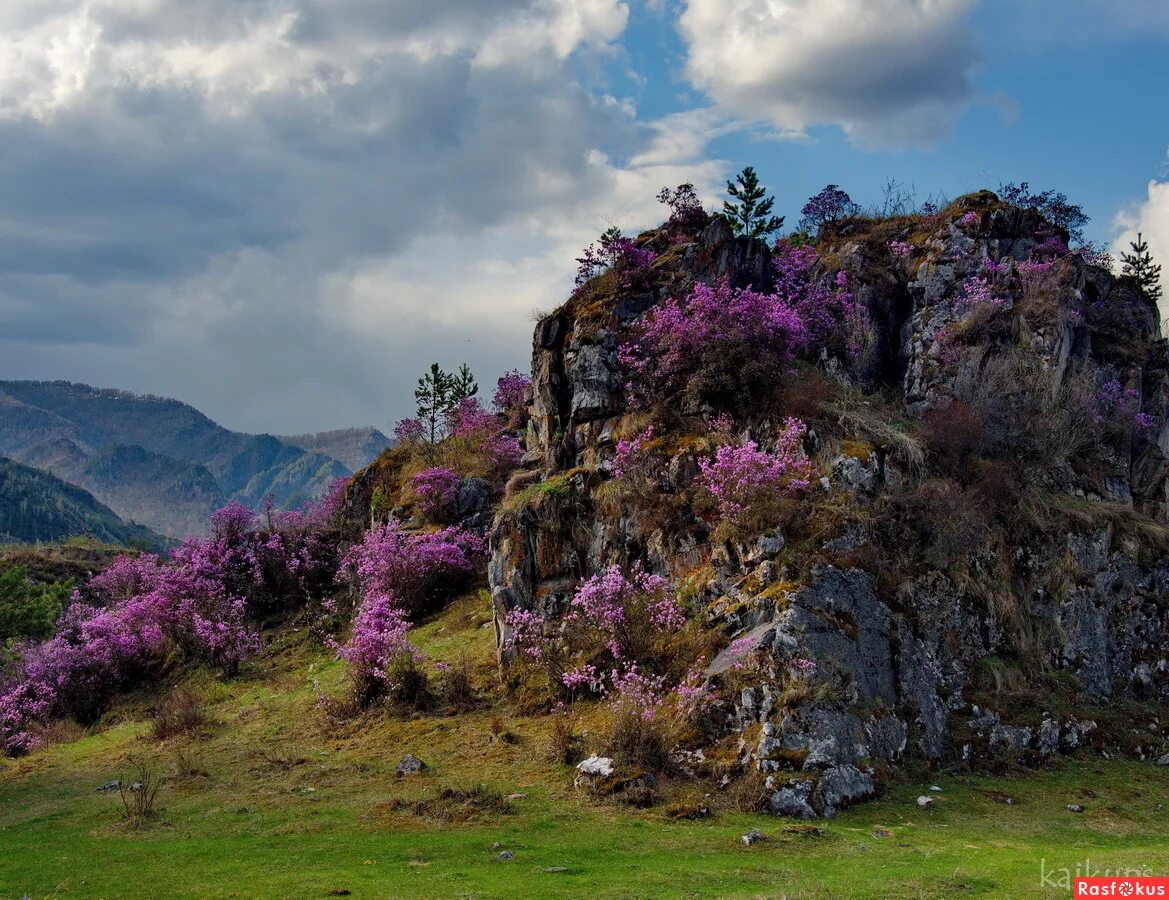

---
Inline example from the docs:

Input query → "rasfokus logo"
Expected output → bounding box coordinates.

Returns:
[1073,878,1169,897]
[1040,860,1157,891]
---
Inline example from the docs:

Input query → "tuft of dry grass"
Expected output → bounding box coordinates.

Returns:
[150,686,207,741]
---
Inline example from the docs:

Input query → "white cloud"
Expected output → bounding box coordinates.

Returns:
[676,0,981,147]
[0,0,741,433]
[1112,178,1169,328]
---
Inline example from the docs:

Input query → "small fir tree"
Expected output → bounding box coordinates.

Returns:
[450,364,479,404]
[1121,232,1163,303]
[722,166,784,239]
[414,363,454,444]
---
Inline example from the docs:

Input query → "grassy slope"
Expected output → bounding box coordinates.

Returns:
[2,595,1168,899]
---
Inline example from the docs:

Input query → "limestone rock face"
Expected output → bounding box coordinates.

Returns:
[488,194,1169,815]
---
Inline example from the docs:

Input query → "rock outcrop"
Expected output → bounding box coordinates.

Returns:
[489,194,1169,814]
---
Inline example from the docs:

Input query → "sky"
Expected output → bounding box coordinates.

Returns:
[1,0,1167,435]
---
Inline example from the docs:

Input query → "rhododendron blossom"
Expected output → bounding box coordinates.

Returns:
[411,467,461,520]
[568,565,684,659]
[618,278,808,404]
[336,589,418,704]
[341,519,483,617]
[443,397,523,474]
[775,243,868,358]
[504,607,547,661]
[576,228,657,291]
[697,419,812,529]
[613,425,654,479]
[492,370,531,425]
[0,493,348,754]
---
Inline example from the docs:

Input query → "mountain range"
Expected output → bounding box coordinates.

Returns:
[0,457,162,548]
[0,381,389,540]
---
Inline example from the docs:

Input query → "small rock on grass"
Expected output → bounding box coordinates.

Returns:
[95,780,120,793]
[1067,804,1085,813]
[741,831,768,846]
[929,785,943,793]
[395,754,427,776]
[916,796,934,808]
[498,851,515,861]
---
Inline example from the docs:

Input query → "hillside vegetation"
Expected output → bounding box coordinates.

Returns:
[3,182,1169,896]
[0,458,162,549]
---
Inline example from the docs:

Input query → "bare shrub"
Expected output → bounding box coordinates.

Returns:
[436,656,478,712]
[150,686,206,740]
[546,710,583,765]
[956,351,1101,484]
[117,755,162,828]
[920,400,984,476]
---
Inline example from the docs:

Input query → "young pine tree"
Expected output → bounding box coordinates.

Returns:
[722,166,784,239]
[450,363,479,404]
[1121,232,1163,304]
[415,363,454,444]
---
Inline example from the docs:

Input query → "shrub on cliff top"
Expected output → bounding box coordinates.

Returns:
[618,278,807,412]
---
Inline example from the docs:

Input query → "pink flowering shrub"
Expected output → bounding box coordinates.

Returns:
[0,493,352,754]
[619,244,869,411]
[576,227,657,292]
[336,589,420,707]
[774,242,869,360]
[393,417,425,446]
[605,664,707,770]
[612,425,655,480]
[504,564,705,770]
[339,519,484,618]
[411,467,461,522]
[566,565,686,661]
[504,564,694,706]
[1096,379,1153,433]
[442,398,523,479]
[955,275,1007,314]
[335,518,484,705]
[618,278,807,411]
[696,419,813,533]
[492,370,531,429]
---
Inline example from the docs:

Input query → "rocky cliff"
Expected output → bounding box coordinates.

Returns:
[489,193,1169,816]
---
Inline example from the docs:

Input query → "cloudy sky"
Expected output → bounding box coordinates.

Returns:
[1,0,1167,435]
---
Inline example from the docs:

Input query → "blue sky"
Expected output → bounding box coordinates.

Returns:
[0,0,1166,433]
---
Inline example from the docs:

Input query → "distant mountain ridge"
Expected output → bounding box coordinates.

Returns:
[279,428,391,473]
[0,381,389,539]
[0,457,163,548]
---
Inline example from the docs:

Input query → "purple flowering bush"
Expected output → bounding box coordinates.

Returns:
[410,467,461,523]
[696,419,813,534]
[492,370,531,430]
[774,242,869,361]
[0,489,354,755]
[604,664,706,770]
[575,227,657,293]
[332,519,484,706]
[619,242,869,412]
[503,562,708,769]
[504,564,698,704]
[618,278,807,412]
[339,519,484,619]
[336,589,421,707]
